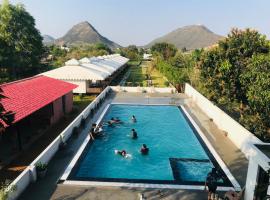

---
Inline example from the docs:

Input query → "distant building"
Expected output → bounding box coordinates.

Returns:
[60,45,70,52]
[143,53,152,60]
[0,76,77,151]
[42,54,129,94]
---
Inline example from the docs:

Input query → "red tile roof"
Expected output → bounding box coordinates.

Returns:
[0,75,77,126]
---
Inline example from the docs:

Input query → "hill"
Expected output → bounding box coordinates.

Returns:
[55,21,120,49]
[145,25,223,50]
[42,35,55,45]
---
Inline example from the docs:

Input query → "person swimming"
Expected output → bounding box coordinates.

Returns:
[131,115,137,122]
[108,117,122,125]
[115,150,126,156]
[140,144,149,155]
[89,123,103,140]
[130,129,138,139]
[114,149,131,158]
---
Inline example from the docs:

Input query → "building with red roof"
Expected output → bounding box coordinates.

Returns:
[0,75,77,151]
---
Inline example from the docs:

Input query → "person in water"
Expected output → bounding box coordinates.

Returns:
[115,150,127,157]
[108,117,122,125]
[131,115,137,122]
[140,144,149,155]
[89,123,103,140]
[130,129,138,139]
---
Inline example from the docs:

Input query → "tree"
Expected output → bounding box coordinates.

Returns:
[198,28,269,104]
[197,28,270,140]
[151,42,177,60]
[239,54,270,139]
[119,45,141,61]
[94,43,112,53]
[0,0,44,81]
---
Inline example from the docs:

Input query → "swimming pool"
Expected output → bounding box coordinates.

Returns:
[65,104,233,186]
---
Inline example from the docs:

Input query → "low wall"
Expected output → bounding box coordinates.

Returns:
[184,83,262,158]
[110,86,177,93]
[8,87,111,200]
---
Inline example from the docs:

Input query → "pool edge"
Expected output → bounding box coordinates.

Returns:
[59,103,241,191]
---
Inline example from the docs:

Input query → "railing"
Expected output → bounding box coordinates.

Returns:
[184,83,263,158]
[7,86,111,200]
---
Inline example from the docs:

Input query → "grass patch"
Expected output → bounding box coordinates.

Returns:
[128,60,141,66]
[73,95,96,110]
[126,61,167,87]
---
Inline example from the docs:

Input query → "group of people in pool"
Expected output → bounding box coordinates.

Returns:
[88,115,149,158]
[113,115,149,158]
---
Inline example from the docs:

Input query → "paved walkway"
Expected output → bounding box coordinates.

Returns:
[18,91,247,200]
[184,102,248,187]
[51,185,215,200]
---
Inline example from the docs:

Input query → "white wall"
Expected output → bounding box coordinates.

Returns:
[7,87,111,200]
[184,83,262,158]
[110,86,177,93]
[183,84,270,200]
[67,80,87,93]
[245,157,259,200]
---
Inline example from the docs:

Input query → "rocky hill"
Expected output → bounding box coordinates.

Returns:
[55,21,120,49]
[145,25,223,50]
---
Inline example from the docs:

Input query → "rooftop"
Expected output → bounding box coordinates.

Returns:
[0,75,77,125]
[42,54,129,81]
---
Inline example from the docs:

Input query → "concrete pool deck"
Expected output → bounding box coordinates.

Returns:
[18,91,247,200]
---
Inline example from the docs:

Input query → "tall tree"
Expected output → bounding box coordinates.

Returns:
[198,28,270,140]
[198,28,269,104]
[239,54,270,139]
[151,42,177,60]
[0,0,44,81]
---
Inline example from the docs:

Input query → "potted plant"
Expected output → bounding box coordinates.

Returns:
[59,135,67,150]
[35,162,48,178]
[0,181,16,200]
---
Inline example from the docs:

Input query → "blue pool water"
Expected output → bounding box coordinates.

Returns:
[74,105,214,182]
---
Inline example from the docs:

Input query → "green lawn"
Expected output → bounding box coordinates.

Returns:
[73,95,96,110]
[126,61,167,87]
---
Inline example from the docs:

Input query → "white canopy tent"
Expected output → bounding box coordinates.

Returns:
[79,57,114,75]
[42,54,129,93]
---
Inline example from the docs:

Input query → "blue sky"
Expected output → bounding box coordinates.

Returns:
[10,0,270,46]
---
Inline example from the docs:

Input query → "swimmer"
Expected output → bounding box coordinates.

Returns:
[108,117,122,125]
[114,150,131,158]
[130,129,138,139]
[140,144,149,155]
[131,115,137,122]
[89,123,104,140]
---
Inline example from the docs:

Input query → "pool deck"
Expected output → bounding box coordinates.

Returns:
[18,91,248,200]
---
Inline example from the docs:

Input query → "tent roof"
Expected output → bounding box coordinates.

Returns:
[42,65,109,81]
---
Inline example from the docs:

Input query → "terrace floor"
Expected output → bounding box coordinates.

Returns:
[18,91,248,200]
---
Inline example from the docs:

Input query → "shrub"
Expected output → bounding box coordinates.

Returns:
[35,162,48,171]
[0,181,16,200]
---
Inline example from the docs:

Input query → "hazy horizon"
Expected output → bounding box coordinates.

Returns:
[9,0,270,46]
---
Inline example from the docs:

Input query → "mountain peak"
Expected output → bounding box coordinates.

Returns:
[55,21,120,48]
[42,34,55,45]
[146,25,223,50]
[73,21,98,32]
